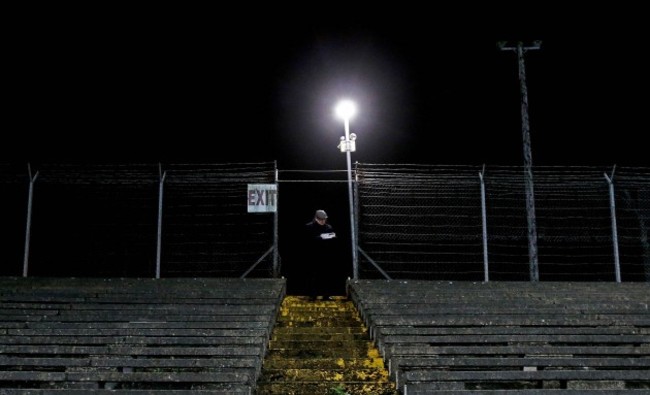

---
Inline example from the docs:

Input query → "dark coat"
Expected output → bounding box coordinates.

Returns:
[304,220,335,243]
[299,219,338,296]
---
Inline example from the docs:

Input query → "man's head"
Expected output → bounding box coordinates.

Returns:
[315,209,328,222]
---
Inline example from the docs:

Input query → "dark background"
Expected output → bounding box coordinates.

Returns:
[4,6,648,288]
[6,5,648,168]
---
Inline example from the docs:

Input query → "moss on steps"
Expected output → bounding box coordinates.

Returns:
[255,296,398,395]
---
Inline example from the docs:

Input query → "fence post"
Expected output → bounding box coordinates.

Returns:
[604,165,621,283]
[273,163,279,277]
[479,166,489,282]
[353,162,360,280]
[156,163,167,279]
[22,163,39,277]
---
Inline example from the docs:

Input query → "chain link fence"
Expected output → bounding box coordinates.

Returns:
[0,162,277,278]
[3,162,649,282]
[356,164,650,282]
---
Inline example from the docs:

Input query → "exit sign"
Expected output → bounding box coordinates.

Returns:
[247,184,278,213]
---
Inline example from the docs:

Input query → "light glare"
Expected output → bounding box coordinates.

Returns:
[335,99,357,121]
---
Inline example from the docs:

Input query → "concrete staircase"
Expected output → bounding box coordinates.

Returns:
[255,296,398,395]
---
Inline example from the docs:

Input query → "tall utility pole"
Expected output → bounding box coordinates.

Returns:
[499,40,542,282]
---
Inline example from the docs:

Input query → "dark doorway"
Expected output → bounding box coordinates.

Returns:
[278,181,352,296]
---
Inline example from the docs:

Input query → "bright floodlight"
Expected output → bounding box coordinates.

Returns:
[335,99,357,121]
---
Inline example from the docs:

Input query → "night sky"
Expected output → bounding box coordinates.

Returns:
[6,6,648,169]
[3,6,649,287]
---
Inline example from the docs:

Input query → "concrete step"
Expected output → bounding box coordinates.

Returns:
[271,327,367,335]
[269,339,376,351]
[261,357,386,370]
[263,345,380,359]
[256,367,389,382]
[255,381,398,395]
[274,319,363,328]
[278,314,360,322]
[271,332,369,342]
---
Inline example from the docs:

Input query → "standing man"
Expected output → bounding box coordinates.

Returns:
[302,209,337,299]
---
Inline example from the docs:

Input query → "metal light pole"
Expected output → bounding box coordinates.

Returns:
[499,40,541,282]
[335,99,359,280]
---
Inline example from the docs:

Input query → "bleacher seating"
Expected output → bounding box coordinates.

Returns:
[348,280,650,394]
[0,277,285,395]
